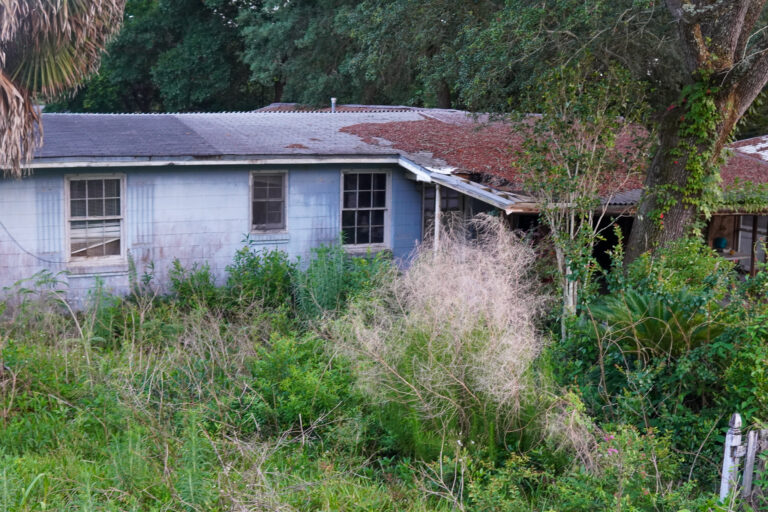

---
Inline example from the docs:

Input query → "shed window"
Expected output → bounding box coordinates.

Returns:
[69,178,122,258]
[342,172,387,245]
[252,174,285,231]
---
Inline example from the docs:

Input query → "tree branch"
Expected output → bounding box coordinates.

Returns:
[735,0,768,58]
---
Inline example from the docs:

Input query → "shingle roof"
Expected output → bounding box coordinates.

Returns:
[35,110,466,164]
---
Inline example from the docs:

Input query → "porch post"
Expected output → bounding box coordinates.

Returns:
[434,184,441,252]
[751,215,758,277]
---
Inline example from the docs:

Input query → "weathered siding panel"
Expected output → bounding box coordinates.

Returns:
[1,164,427,304]
[390,172,422,261]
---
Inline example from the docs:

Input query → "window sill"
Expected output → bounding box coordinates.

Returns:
[67,258,129,276]
[342,244,389,256]
[247,232,291,244]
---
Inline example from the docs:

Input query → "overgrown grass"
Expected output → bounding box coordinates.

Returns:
[0,234,732,510]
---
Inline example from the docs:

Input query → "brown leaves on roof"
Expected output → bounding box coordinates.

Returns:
[721,153,768,186]
[342,116,524,185]
[341,116,647,193]
[285,143,309,149]
[342,114,768,196]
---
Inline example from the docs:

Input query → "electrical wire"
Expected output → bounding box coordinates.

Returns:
[0,218,68,264]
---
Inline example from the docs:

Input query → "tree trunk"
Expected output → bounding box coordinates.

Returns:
[436,80,451,109]
[625,91,745,262]
[273,79,285,103]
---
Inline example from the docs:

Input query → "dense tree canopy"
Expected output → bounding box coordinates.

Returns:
[48,0,262,113]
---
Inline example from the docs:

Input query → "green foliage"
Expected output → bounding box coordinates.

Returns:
[463,427,717,511]
[588,289,726,359]
[621,237,735,298]
[174,417,216,510]
[293,244,390,319]
[225,245,296,310]
[553,238,768,488]
[653,79,725,226]
[48,0,262,113]
[228,334,355,437]
[722,178,768,213]
[169,259,219,310]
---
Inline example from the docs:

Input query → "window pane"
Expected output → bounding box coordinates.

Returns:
[373,191,386,208]
[267,184,283,199]
[104,179,120,198]
[358,173,372,190]
[358,191,371,208]
[88,198,104,217]
[343,191,357,209]
[87,180,104,198]
[371,226,384,244]
[71,181,86,199]
[105,198,120,216]
[70,219,120,257]
[372,210,384,226]
[267,201,282,213]
[342,211,355,228]
[356,226,370,245]
[358,210,370,227]
[373,174,386,189]
[344,173,357,191]
[252,202,267,227]
[266,211,282,225]
[253,177,269,188]
[253,186,267,200]
[342,227,355,244]
[71,199,86,217]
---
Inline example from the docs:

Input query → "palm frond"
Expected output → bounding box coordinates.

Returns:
[0,0,125,177]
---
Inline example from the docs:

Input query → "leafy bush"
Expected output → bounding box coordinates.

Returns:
[620,237,735,298]
[294,243,391,319]
[225,334,355,437]
[225,245,296,310]
[169,259,219,310]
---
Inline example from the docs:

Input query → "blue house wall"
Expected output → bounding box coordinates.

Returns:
[0,164,423,305]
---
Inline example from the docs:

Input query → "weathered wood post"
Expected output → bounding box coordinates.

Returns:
[742,429,758,498]
[720,413,745,502]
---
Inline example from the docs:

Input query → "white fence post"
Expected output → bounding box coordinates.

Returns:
[720,413,744,502]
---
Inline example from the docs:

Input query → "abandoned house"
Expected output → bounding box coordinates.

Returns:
[1,104,767,303]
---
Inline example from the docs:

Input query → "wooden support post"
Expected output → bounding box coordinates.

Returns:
[751,215,759,277]
[720,413,744,502]
[434,184,441,252]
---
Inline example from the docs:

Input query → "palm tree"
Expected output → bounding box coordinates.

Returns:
[0,0,125,178]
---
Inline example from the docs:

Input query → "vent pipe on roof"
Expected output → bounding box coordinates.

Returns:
[331,97,337,113]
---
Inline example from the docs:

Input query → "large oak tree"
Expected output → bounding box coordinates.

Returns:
[626,1,768,260]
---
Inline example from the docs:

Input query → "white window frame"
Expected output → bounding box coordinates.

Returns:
[340,169,391,249]
[64,174,126,265]
[250,170,288,233]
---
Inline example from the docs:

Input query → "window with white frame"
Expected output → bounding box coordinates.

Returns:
[342,172,387,245]
[68,177,123,258]
[252,173,286,231]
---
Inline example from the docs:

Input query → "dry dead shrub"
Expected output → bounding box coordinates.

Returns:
[332,215,548,439]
